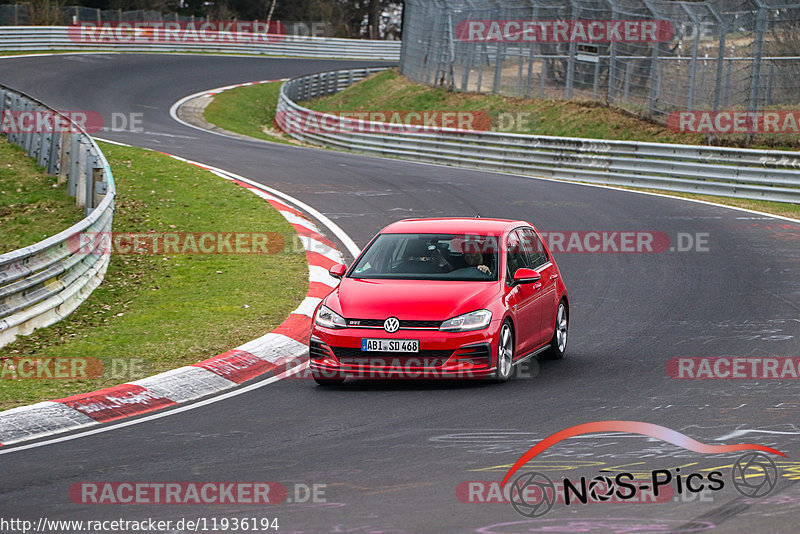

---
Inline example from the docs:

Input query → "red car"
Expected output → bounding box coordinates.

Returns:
[309,218,569,385]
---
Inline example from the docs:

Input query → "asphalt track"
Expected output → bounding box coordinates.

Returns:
[1,54,800,533]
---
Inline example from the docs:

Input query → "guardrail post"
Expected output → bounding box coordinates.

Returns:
[47,130,60,175]
[58,132,71,185]
[6,94,16,145]
[75,137,87,209]
[68,133,80,197]
[23,101,35,155]
[38,131,51,169]
[92,165,105,211]
[84,151,97,214]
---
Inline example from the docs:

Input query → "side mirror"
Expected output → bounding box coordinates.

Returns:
[512,268,541,285]
[328,263,347,279]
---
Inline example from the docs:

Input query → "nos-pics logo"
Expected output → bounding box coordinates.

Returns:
[501,421,783,518]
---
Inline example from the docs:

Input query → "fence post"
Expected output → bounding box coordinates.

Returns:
[524,1,539,99]
[492,6,506,94]
[682,4,701,112]
[623,61,633,100]
[712,16,727,113]
[607,0,619,104]
[748,1,767,114]
[647,42,660,116]
[565,0,579,99]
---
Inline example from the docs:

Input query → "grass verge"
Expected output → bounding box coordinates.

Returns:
[0,142,307,410]
[0,136,84,252]
[203,81,292,144]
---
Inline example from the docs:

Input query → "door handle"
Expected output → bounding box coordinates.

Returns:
[550,274,559,280]
[533,282,542,290]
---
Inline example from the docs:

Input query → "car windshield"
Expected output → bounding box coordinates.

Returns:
[349,233,500,281]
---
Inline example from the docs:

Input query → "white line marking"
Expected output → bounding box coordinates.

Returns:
[715,429,800,441]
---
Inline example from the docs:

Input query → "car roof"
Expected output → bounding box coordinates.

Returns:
[380,217,531,235]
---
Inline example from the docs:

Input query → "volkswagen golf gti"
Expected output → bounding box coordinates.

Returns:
[309,218,569,385]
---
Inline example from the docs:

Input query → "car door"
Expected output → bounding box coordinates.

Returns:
[520,227,558,347]
[505,228,542,357]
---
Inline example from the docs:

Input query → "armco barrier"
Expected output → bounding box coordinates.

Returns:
[276,68,800,204]
[0,86,115,348]
[0,26,401,60]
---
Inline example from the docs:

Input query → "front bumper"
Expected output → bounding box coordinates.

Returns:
[309,322,500,379]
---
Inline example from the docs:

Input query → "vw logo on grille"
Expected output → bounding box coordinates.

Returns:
[383,317,400,333]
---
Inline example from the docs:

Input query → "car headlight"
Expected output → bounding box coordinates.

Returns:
[314,305,347,329]
[439,309,492,332]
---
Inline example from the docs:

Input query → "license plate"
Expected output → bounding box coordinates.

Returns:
[361,339,419,352]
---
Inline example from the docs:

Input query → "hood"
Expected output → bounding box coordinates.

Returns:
[326,278,500,321]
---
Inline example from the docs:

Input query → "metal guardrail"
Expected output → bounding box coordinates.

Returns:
[0,86,115,348]
[0,26,401,60]
[276,68,800,204]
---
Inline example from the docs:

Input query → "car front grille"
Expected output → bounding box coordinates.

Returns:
[345,318,442,329]
[331,347,452,367]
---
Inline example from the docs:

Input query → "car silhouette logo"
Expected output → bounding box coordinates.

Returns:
[383,317,400,333]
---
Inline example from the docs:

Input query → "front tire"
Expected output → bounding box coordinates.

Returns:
[494,321,515,382]
[543,301,568,360]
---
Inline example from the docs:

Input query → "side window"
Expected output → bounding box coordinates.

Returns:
[506,229,530,283]
[520,228,549,269]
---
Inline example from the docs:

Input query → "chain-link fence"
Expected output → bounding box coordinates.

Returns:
[0,5,199,25]
[400,0,800,125]
[0,5,338,37]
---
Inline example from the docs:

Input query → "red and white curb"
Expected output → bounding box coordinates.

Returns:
[0,148,350,447]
